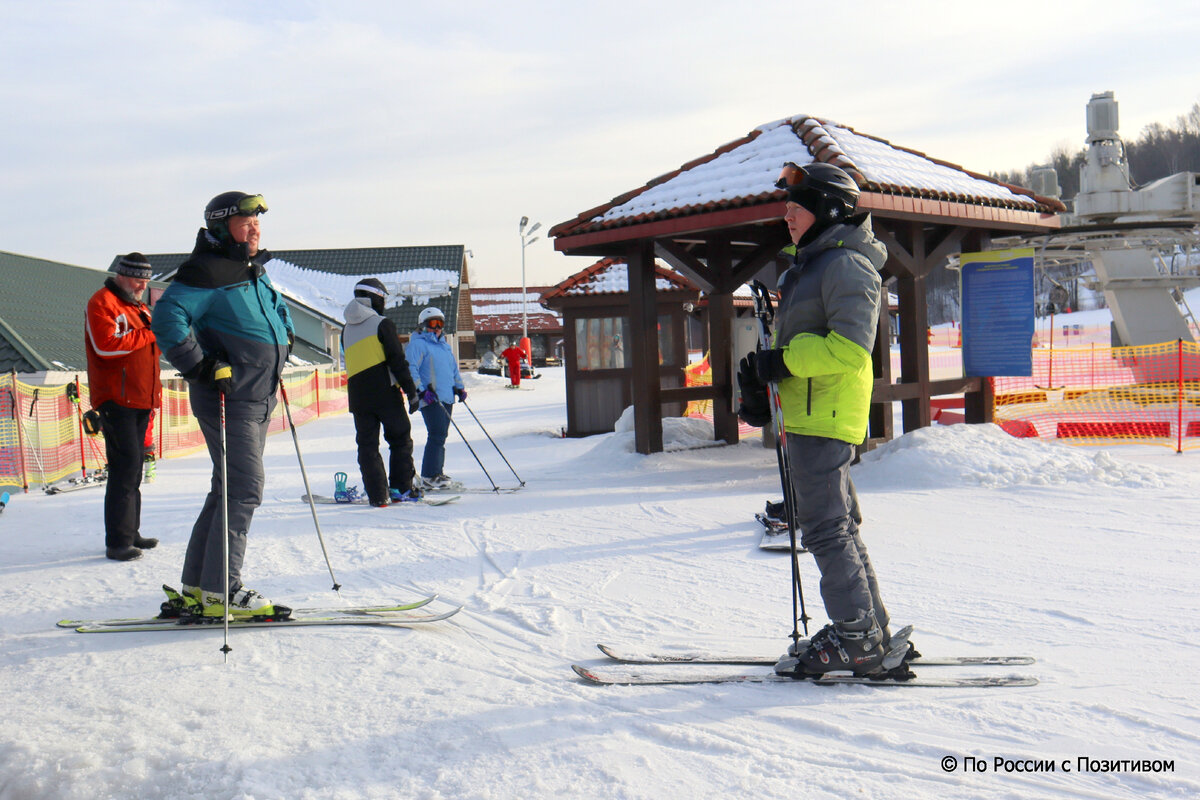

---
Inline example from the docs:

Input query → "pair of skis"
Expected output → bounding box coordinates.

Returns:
[573,644,1038,687]
[58,592,461,633]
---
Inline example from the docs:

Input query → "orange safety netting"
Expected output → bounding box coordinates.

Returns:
[993,340,1200,451]
[683,353,760,438]
[0,369,349,491]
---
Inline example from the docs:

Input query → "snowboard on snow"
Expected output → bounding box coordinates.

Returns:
[300,493,460,507]
[755,513,805,552]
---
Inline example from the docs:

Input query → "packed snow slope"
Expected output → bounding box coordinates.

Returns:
[2,368,1197,799]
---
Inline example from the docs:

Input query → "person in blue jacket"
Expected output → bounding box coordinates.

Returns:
[150,191,293,619]
[405,307,466,489]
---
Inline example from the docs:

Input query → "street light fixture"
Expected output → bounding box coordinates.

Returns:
[519,217,542,362]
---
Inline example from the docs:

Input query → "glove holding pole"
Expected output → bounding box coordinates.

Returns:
[184,356,234,396]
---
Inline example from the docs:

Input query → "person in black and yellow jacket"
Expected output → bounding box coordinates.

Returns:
[342,278,422,507]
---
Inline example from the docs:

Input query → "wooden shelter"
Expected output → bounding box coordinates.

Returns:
[541,258,699,436]
[550,115,1064,453]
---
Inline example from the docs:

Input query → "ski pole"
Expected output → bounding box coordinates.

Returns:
[460,399,524,486]
[751,281,811,641]
[434,400,499,491]
[24,388,48,489]
[279,383,340,592]
[219,390,232,659]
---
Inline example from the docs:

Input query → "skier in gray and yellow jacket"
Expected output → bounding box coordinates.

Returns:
[738,162,902,677]
[342,278,422,506]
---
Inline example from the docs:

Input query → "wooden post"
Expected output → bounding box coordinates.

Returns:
[705,237,738,444]
[626,241,663,454]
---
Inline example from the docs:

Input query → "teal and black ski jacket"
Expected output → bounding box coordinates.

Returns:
[151,229,293,407]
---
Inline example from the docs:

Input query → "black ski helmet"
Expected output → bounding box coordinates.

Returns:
[776,162,859,224]
[204,191,268,244]
[354,277,388,314]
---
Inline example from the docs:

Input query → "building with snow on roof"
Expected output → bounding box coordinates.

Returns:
[470,287,562,365]
[542,258,698,436]
[114,245,474,368]
[552,113,1063,453]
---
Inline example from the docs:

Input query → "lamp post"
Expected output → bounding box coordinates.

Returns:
[518,216,541,364]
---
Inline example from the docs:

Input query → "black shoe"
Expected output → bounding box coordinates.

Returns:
[106,546,143,562]
[133,536,158,549]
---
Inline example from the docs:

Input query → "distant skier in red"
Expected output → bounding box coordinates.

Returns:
[501,345,525,388]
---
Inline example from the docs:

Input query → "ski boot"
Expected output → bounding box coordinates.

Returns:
[774,610,889,678]
[390,486,424,503]
[159,584,203,618]
[333,472,361,503]
[201,585,291,619]
[423,474,455,491]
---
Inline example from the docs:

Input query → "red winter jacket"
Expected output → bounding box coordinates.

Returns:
[85,278,161,409]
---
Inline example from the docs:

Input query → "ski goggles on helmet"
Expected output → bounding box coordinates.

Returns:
[234,194,268,216]
[775,162,807,189]
[426,319,444,330]
[205,193,268,221]
[776,163,825,209]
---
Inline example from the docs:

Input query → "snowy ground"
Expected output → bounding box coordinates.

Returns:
[2,367,1198,800]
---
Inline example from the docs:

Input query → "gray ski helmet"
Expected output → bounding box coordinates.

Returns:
[354,277,388,313]
[204,191,268,243]
[776,162,859,223]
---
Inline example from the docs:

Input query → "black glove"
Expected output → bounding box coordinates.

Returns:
[455,388,467,402]
[287,331,295,355]
[184,356,233,395]
[737,355,771,427]
[408,395,419,414]
[753,349,792,383]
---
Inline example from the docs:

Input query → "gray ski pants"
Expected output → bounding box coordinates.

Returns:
[785,434,889,629]
[180,399,272,593]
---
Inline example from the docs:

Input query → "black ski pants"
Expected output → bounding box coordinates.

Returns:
[97,401,151,549]
[353,400,416,504]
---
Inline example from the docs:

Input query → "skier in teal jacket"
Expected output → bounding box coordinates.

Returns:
[151,191,293,619]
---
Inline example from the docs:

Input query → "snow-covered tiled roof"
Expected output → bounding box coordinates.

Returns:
[552,115,1064,239]
[542,258,699,301]
[471,287,562,333]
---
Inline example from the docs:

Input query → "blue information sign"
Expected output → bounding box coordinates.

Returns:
[960,248,1034,377]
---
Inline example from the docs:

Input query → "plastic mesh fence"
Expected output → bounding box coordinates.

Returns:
[0,368,349,490]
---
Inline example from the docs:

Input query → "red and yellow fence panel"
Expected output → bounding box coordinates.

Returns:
[993,340,1200,451]
[0,367,349,490]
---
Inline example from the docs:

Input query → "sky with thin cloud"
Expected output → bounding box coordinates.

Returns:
[2,0,1197,287]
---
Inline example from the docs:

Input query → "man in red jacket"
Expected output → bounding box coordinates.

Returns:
[85,253,162,561]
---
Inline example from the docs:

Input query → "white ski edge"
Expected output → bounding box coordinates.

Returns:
[572,664,1038,687]
[596,644,1035,667]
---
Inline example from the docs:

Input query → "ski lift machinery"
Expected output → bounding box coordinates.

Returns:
[955,91,1200,347]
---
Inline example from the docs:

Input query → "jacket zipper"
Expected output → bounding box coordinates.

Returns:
[806,378,812,415]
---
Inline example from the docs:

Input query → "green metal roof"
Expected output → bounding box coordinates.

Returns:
[0,250,161,374]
